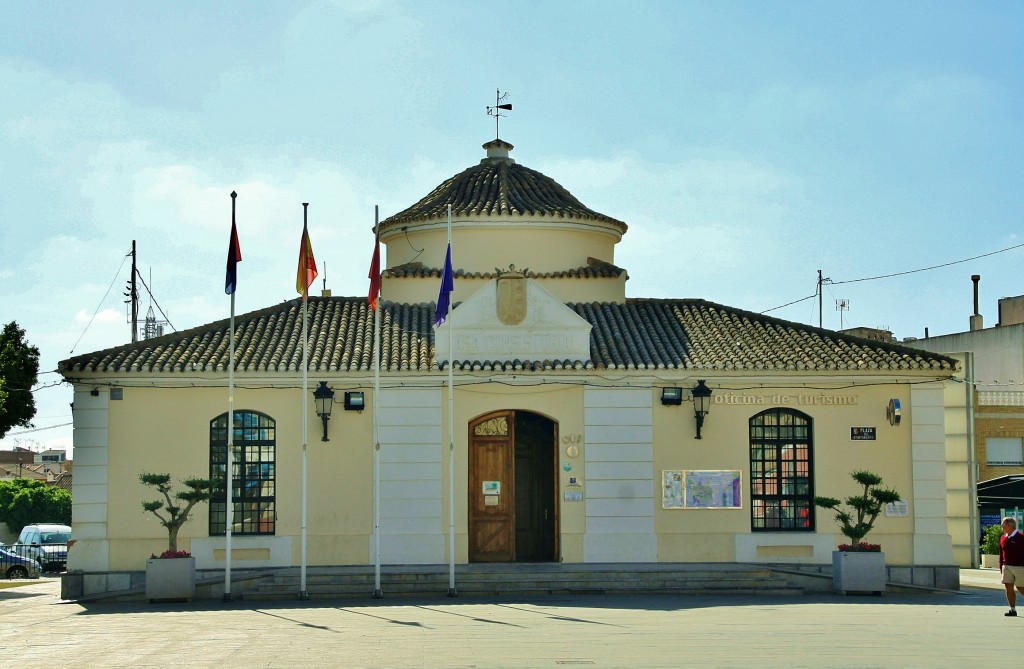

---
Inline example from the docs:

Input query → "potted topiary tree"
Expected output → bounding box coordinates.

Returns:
[814,470,902,595]
[139,472,213,601]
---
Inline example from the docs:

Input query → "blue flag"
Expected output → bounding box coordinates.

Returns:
[435,243,453,326]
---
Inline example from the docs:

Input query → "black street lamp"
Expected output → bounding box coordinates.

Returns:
[691,379,712,439]
[313,381,335,442]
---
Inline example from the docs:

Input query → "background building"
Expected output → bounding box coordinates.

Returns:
[904,282,1024,542]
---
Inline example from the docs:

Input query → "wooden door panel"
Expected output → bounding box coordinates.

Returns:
[469,413,514,562]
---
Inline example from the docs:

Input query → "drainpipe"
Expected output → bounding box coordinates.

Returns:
[965,352,979,568]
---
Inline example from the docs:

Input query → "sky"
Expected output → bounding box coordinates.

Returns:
[1,1,1022,457]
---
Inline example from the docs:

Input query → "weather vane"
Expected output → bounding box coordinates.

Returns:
[486,89,512,139]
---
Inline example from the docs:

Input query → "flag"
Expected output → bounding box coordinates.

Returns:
[296,222,317,300]
[225,219,242,295]
[435,243,453,326]
[368,228,381,310]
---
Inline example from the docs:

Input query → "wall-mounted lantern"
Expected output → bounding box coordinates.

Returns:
[691,379,712,439]
[313,381,335,441]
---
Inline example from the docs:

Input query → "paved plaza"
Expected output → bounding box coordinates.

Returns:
[0,570,1014,668]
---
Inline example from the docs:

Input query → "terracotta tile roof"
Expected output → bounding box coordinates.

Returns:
[385,257,627,280]
[380,154,627,233]
[59,296,957,375]
[52,472,73,491]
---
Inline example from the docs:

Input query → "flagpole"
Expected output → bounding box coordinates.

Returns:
[224,191,237,602]
[372,205,383,599]
[446,203,456,597]
[300,202,310,601]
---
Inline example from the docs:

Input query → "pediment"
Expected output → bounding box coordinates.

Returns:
[435,275,592,364]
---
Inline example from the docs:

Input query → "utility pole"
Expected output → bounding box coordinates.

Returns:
[817,269,832,328]
[818,270,823,328]
[123,241,138,342]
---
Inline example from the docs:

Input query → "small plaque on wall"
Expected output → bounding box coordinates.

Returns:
[564,491,583,502]
[851,427,876,440]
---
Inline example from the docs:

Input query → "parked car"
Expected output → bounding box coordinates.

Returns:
[0,547,41,579]
[10,524,71,572]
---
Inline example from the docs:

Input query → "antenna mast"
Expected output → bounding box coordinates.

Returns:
[486,89,512,139]
[836,298,850,330]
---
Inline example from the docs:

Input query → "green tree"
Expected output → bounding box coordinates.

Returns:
[139,473,214,552]
[814,470,902,546]
[0,479,72,534]
[0,322,40,439]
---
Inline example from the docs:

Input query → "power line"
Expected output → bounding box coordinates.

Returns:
[69,246,132,355]
[0,381,66,394]
[135,270,176,332]
[832,240,1024,285]
[761,292,817,314]
[761,239,1024,315]
[4,422,73,436]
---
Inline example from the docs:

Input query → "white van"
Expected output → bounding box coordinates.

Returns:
[13,523,72,572]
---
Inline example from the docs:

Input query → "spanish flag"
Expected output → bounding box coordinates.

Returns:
[296,221,317,300]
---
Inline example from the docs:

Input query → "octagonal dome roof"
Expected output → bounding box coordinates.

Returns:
[379,139,627,233]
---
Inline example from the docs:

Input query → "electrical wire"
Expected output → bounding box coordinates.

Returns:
[68,247,131,355]
[831,240,1024,285]
[761,292,817,314]
[4,422,73,436]
[760,239,1024,316]
[135,271,176,332]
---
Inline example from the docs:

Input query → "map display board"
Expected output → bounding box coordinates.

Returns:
[663,470,742,509]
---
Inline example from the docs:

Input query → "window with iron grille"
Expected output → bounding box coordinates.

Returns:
[750,408,814,531]
[209,411,276,535]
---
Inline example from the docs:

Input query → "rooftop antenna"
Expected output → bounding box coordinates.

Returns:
[486,89,512,139]
[142,268,167,340]
[836,298,850,330]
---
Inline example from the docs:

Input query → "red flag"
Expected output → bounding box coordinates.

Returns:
[296,222,317,300]
[368,227,381,310]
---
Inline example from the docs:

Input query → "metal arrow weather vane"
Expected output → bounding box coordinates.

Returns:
[486,89,512,139]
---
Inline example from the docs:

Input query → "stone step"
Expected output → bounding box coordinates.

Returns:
[243,564,805,600]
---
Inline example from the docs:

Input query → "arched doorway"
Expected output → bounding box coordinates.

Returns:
[468,410,558,562]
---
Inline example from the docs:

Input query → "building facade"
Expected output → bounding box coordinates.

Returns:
[60,139,969,583]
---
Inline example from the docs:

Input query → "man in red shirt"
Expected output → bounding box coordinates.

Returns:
[999,517,1024,617]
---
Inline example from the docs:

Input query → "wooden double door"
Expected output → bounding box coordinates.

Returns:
[468,410,558,562]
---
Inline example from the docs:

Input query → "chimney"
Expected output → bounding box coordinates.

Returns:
[970,274,983,331]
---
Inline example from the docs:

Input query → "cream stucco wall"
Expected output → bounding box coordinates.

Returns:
[382,275,628,308]
[68,370,958,572]
[77,382,377,571]
[659,380,922,565]
[382,220,621,275]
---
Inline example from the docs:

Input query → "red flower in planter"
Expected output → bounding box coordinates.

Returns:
[837,542,882,552]
[151,549,192,559]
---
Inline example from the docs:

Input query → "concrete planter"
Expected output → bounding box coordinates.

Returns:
[145,556,196,602]
[981,554,1000,569]
[832,550,885,595]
